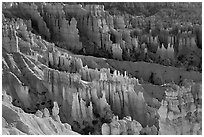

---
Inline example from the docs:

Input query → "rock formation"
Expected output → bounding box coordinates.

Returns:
[156,43,174,60]
[2,18,19,53]
[102,116,142,135]
[2,92,78,135]
[158,81,202,135]
[2,2,202,135]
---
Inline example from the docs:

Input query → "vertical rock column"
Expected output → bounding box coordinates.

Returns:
[67,18,82,52]
[16,3,51,40]
[112,44,123,60]
[2,22,19,53]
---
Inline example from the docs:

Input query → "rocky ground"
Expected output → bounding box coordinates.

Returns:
[2,2,202,135]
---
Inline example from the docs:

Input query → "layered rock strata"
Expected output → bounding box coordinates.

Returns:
[158,81,202,135]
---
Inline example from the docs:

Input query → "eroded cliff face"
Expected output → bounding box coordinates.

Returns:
[3,2,201,71]
[2,2,202,135]
[158,80,202,135]
[2,91,78,135]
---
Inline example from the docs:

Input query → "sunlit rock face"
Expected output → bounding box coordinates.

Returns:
[158,80,202,135]
[2,2,202,135]
[2,18,19,53]
[102,116,143,135]
[2,92,78,135]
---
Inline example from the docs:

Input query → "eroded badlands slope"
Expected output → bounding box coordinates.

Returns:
[2,2,202,135]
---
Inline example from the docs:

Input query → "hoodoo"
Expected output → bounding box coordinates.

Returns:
[2,2,202,135]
